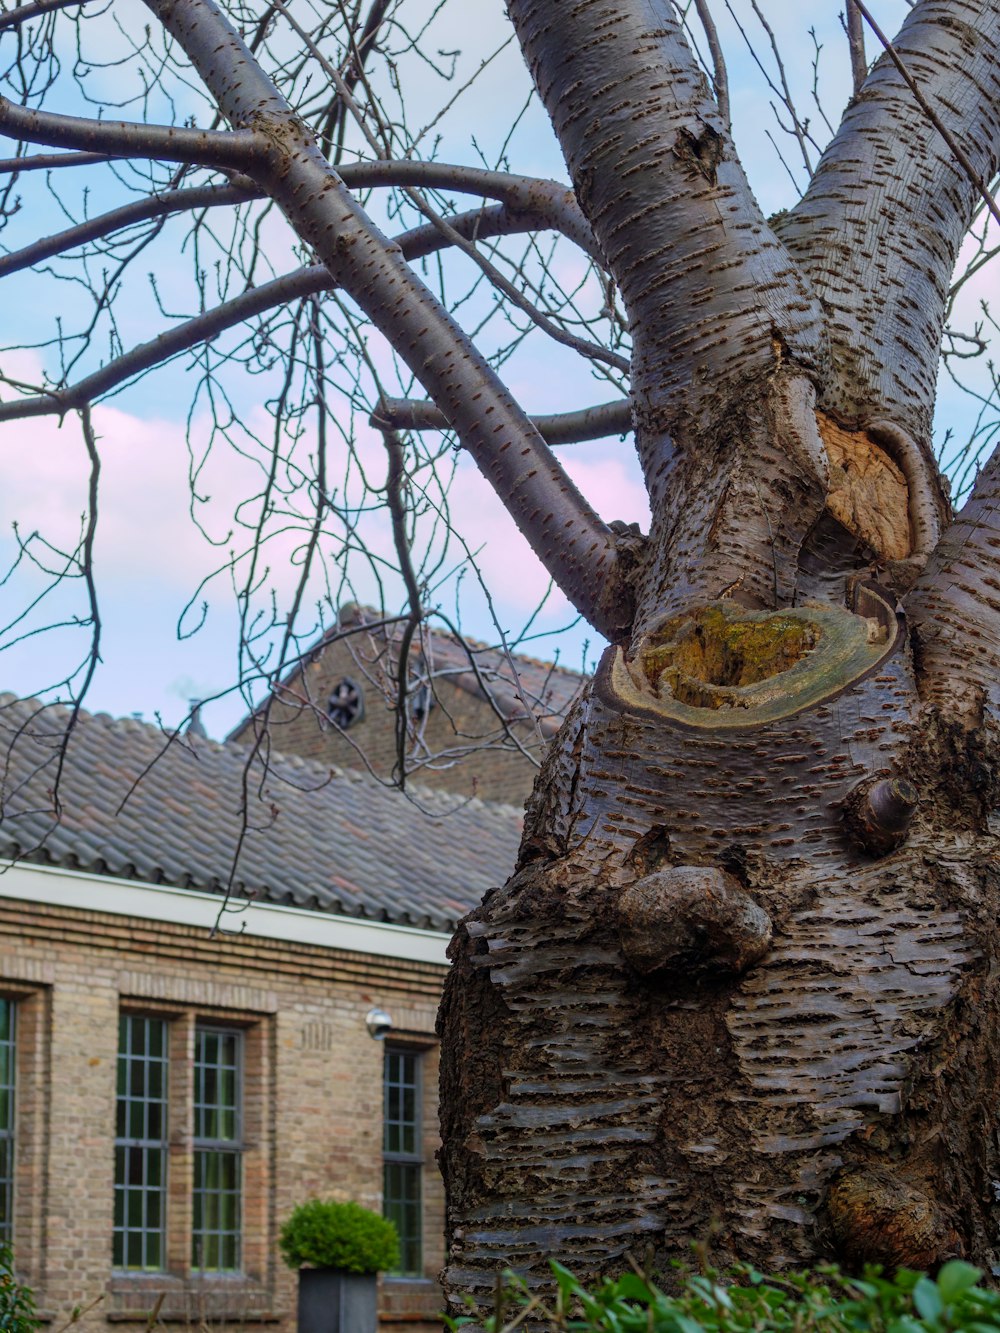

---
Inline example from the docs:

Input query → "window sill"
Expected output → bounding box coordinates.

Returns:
[379,1275,442,1322]
[106,1274,282,1323]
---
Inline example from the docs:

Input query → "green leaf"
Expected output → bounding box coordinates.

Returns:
[937,1261,983,1303]
[551,1259,582,1303]
[613,1274,654,1302]
[674,1316,711,1333]
[913,1277,944,1323]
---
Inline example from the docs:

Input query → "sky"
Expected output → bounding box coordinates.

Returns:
[0,0,995,739]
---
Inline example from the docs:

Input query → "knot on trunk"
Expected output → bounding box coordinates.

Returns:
[674,124,725,184]
[827,1166,960,1271]
[617,865,771,976]
[844,775,918,855]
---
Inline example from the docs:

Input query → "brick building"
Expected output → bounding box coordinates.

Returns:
[227,605,587,807]
[0,695,522,1333]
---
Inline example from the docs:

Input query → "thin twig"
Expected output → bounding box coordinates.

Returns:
[381,426,424,788]
[693,0,730,127]
[273,0,629,374]
[0,199,586,421]
[375,395,632,444]
[50,405,102,815]
[743,0,814,174]
[845,0,867,95]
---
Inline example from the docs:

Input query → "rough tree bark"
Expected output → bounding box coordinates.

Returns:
[2,0,1000,1310]
[437,0,1000,1310]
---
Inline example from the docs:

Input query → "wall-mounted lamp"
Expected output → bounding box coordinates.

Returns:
[365,1006,393,1040]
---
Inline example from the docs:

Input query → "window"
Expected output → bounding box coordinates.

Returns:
[113,1016,246,1278]
[192,1028,242,1273]
[0,999,14,1246]
[114,1015,168,1271]
[383,1047,422,1276]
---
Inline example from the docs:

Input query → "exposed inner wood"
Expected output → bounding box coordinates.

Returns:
[818,412,912,561]
[642,606,820,700]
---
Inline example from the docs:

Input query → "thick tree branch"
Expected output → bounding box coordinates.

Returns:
[0,267,327,420]
[505,0,828,616]
[139,0,631,640]
[0,0,89,29]
[338,160,601,259]
[375,396,631,446]
[846,1,868,95]
[907,444,1000,722]
[775,0,1000,438]
[0,96,266,169]
[853,0,1000,231]
[505,0,823,452]
[693,0,730,127]
[0,150,120,173]
[0,162,601,279]
[380,425,424,789]
[0,181,256,278]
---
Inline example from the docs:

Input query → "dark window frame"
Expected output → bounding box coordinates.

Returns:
[192,1024,244,1274]
[0,999,15,1247]
[382,1045,423,1278]
[113,1014,170,1273]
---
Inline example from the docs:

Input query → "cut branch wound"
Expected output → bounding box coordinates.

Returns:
[607,592,900,730]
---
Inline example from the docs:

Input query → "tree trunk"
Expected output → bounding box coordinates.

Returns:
[436,2,1000,1308]
[438,398,1000,1308]
[14,0,993,1303]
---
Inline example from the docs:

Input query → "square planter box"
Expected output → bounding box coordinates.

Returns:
[297,1268,377,1333]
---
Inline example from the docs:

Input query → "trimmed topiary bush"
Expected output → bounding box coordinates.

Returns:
[445,1259,1000,1332]
[279,1200,399,1275]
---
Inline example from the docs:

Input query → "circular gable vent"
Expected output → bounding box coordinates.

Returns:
[327,678,365,730]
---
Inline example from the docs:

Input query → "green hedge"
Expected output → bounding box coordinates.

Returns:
[0,1244,36,1333]
[446,1259,1000,1332]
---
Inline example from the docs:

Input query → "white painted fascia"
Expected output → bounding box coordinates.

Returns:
[0,861,450,965]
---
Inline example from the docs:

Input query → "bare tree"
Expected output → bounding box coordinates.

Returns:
[2,0,1000,1310]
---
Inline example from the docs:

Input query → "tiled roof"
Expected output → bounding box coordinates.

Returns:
[0,694,523,932]
[227,606,588,742]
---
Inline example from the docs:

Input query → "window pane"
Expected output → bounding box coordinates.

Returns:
[0,1000,15,1246]
[194,1027,240,1144]
[192,1150,241,1273]
[193,1027,243,1273]
[113,1016,168,1271]
[383,1163,422,1277]
[383,1048,421,1276]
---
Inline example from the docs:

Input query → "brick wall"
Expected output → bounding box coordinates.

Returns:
[0,896,447,1333]
[230,627,550,809]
